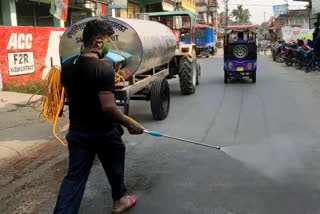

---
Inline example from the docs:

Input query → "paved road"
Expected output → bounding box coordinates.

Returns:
[3,55,318,214]
[67,56,320,214]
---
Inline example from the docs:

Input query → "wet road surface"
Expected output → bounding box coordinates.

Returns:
[3,55,320,214]
[79,56,320,214]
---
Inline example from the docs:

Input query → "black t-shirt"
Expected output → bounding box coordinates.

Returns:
[61,56,120,133]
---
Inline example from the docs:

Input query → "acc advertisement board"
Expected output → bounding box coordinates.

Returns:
[0,27,65,88]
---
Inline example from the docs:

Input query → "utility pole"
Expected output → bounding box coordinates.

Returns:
[226,0,229,26]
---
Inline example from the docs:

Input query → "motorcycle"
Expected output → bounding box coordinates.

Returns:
[295,47,313,70]
[272,42,285,63]
[282,42,299,66]
[305,54,320,72]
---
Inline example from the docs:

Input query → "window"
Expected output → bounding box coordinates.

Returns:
[195,29,205,38]
[212,11,216,17]
[147,3,162,12]
[66,8,90,27]
[16,1,53,27]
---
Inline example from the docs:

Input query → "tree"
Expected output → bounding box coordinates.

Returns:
[219,11,232,27]
[231,5,252,25]
[258,22,267,35]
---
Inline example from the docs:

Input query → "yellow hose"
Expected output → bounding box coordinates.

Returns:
[126,116,145,130]
[34,66,67,146]
[31,38,132,146]
[35,60,127,146]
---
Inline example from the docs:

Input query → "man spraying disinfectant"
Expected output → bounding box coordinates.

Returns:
[54,20,143,214]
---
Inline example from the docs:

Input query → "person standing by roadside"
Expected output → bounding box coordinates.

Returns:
[313,22,320,61]
[54,20,144,214]
[313,22,319,42]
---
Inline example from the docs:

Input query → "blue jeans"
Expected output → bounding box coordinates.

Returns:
[54,127,127,214]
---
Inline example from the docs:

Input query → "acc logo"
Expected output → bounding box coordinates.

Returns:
[6,33,33,50]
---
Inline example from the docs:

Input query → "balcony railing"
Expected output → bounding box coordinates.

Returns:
[196,0,209,6]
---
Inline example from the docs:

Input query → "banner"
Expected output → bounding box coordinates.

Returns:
[162,1,175,12]
[96,3,108,16]
[273,4,288,18]
[0,27,65,87]
[281,27,314,42]
[107,0,127,9]
[50,0,69,22]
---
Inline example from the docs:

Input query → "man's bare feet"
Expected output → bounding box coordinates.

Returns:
[112,195,136,214]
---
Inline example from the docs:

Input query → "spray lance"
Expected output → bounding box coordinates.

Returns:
[127,117,221,151]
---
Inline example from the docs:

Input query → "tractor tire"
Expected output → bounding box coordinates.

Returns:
[196,62,201,85]
[179,57,196,95]
[150,77,170,120]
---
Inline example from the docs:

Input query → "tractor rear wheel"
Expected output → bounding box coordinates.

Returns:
[179,57,196,94]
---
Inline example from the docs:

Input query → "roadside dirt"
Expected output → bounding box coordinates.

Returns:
[0,141,68,214]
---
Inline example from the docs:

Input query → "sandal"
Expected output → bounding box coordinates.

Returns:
[112,195,136,214]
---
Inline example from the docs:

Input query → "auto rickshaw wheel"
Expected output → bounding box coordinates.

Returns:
[210,47,215,56]
[252,72,256,83]
[224,70,228,84]
[179,57,196,94]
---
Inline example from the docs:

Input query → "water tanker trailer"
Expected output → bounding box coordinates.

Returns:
[59,16,178,120]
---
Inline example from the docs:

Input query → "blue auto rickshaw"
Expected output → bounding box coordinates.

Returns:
[194,24,215,57]
[224,25,258,83]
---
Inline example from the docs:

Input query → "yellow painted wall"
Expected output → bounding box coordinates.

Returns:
[127,2,141,18]
[181,0,196,13]
[120,9,128,18]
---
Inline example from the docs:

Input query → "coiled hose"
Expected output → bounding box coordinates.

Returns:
[31,65,127,146]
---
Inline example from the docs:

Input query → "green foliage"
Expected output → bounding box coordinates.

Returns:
[231,5,252,25]
[3,80,45,95]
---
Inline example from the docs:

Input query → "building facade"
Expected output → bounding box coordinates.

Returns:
[195,0,218,29]
[274,9,310,29]
[123,0,176,18]
[0,0,109,27]
[293,0,319,28]
[270,9,312,41]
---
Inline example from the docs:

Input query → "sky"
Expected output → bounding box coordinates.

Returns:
[218,0,309,24]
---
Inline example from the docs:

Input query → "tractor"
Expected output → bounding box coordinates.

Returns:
[148,11,201,95]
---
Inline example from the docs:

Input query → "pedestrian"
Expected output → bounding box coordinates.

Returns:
[53,20,144,214]
[307,39,313,49]
[233,32,248,44]
[313,22,319,42]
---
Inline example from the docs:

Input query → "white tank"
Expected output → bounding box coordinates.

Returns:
[59,16,176,76]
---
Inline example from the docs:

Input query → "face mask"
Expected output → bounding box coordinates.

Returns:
[98,42,110,59]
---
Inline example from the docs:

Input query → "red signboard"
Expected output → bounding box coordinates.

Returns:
[0,26,66,87]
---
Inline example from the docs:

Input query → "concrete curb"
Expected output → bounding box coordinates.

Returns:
[0,91,42,112]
